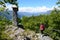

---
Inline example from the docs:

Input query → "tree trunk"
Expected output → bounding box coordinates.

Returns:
[12,10,18,27]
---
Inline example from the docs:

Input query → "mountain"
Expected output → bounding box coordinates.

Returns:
[0,10,51,19]
[18,10,51,18]
[0,11,12,20]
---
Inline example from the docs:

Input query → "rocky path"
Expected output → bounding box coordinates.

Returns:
[5,25,53,40]
[39,34,53,40]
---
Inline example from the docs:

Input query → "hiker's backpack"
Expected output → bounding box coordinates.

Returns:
[40,24,45,30]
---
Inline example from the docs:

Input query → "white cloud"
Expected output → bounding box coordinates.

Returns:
[6,4,59,13]
[5,4,12,10]
[19,6,53,13]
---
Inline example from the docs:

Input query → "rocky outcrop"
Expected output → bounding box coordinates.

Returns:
[5,25,53,40]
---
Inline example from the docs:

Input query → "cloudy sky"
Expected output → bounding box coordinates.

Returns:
[6,0,58,13]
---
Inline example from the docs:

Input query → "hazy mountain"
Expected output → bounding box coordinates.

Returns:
[0,11,12,20]
[0,10,51,19]
[18,10,51,18]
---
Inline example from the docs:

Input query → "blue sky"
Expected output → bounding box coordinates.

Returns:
[6,0,58,12]
[18,0,57,8]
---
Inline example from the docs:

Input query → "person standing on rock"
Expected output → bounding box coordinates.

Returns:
[40,23,45,34]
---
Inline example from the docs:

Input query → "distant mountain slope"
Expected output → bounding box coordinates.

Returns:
[0,10,51,19]
[18,10,51,18]
[0,12,12,20]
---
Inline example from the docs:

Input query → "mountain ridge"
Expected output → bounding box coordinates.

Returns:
[0,10,52,19]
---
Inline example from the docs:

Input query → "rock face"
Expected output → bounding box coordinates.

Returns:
[5,25,53,40]
[39,34,53,40]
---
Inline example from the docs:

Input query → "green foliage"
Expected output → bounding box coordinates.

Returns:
[0,0,18,6]
[21,16,40,32]
[0,1,4,5]
[0,30,12,40]
[0,15,12,40]
[0,6,12,40]
[4,0,18,6]
[56,0,60,7]
[18,18,21,23]
[56,0,60,4]
[0,7,5,11]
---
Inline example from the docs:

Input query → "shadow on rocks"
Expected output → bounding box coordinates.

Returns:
[43,33,49,36]
[18,24,24,29]
[24,37,31,40]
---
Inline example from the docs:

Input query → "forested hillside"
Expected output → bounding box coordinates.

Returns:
[19,8,60,40]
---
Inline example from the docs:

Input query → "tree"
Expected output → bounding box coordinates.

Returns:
[0,0,18,26]
[56,0,60,7]
[0,0,18,40]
